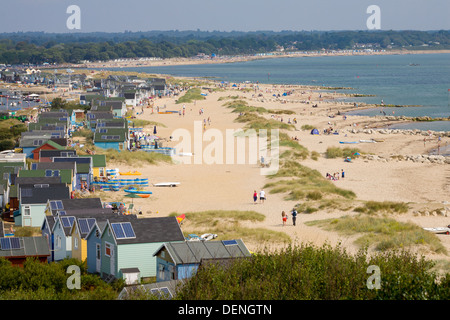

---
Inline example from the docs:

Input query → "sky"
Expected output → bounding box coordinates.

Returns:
[1,0,449,33]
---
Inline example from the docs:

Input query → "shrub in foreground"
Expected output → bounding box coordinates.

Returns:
[174,243,450,300]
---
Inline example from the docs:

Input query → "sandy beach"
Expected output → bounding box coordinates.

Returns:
[59,49,450,70]
[101,81,450,263]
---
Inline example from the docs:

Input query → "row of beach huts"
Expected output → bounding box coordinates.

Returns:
[0,80,251,299]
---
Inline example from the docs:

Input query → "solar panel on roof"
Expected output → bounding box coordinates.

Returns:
[10,238,20,249]
[160,287,172,299]
[0,238,11,250]
[111,222,136,240]
[61,216,75,228]
[79,219,90,234]
[87,218,96,229]
[150,289,161,298]
[121,222,136,238]
[55,200,64,210]
[111,223,125,239]
[222,240,238,246]
[45,170,52,177]
[50,200,64,210]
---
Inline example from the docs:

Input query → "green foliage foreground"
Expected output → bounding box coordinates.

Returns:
[175,243,450,300]
[0,258,123,300]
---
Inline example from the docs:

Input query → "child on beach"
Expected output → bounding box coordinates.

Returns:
[282,211,287,226]
[253,190,258,204]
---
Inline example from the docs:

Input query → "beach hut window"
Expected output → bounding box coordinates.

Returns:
[105,243,111,257]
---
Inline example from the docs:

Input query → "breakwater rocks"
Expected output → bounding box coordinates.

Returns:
[363,153,450,164]
[346,127,450,137]
[413,207,449,217]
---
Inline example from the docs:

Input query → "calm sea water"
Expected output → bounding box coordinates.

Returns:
[107,53,450,131]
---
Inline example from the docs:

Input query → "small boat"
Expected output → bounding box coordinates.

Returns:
[137,194,150,198]
[359,139,377,143]
[153,182,180,187]
[124,187,152,195]
[423,226,450,235]
[200,233,217,241]
[339,141,359,144]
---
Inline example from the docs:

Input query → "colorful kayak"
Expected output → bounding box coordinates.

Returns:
[124,187,152,195]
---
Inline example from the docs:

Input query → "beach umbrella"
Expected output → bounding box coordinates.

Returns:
[125,193,141,205]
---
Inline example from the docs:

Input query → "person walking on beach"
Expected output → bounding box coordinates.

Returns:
[260,189,266,204]
[291,208,297,226]
[253,190,258,204]
[282,211,287,226]
[341,169,345,179]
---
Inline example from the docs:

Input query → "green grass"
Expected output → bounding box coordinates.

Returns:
[279,132,309,158]
[301,124,315,131]
[128,119,166,128]
[264,160,356,201]
[353,201,409,215]
[325,146,362,159]
[169,210,291,245]
[306,214,447,254]
[176,88,205,104]
[235,113,295,131]
[102,149,172,165]
[224,99,295,116]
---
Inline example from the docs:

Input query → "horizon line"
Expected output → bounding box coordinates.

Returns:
[1,29,450,35]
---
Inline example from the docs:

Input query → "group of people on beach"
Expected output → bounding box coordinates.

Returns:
[253,190,266,204]
[281,208,298,226]
[326,169,344,181]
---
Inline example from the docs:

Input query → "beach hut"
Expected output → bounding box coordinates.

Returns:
[153,239,251,282]
[97,216,185,282]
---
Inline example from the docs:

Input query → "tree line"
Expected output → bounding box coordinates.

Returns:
[0,30,449,65]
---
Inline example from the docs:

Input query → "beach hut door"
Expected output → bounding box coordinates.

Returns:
[110,246,115,277]
[96,244,101,273]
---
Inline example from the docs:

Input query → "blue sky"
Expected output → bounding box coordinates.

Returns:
[2,0,449,33]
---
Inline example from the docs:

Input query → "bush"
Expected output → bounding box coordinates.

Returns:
[354,201,409,215]
[0,257,121,300]
[174,243,449,300]
[326,147,361,159]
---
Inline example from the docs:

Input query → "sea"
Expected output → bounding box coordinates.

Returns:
[106,52,450,132]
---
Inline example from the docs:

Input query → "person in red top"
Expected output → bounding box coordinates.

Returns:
[253,190,258,204]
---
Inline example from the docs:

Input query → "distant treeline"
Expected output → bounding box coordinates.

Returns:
[0,30,449,65]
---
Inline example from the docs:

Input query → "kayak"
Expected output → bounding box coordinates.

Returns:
[124,187,152,195]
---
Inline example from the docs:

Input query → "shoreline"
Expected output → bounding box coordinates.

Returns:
[116,79,450,263]
[46,48,450,70]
